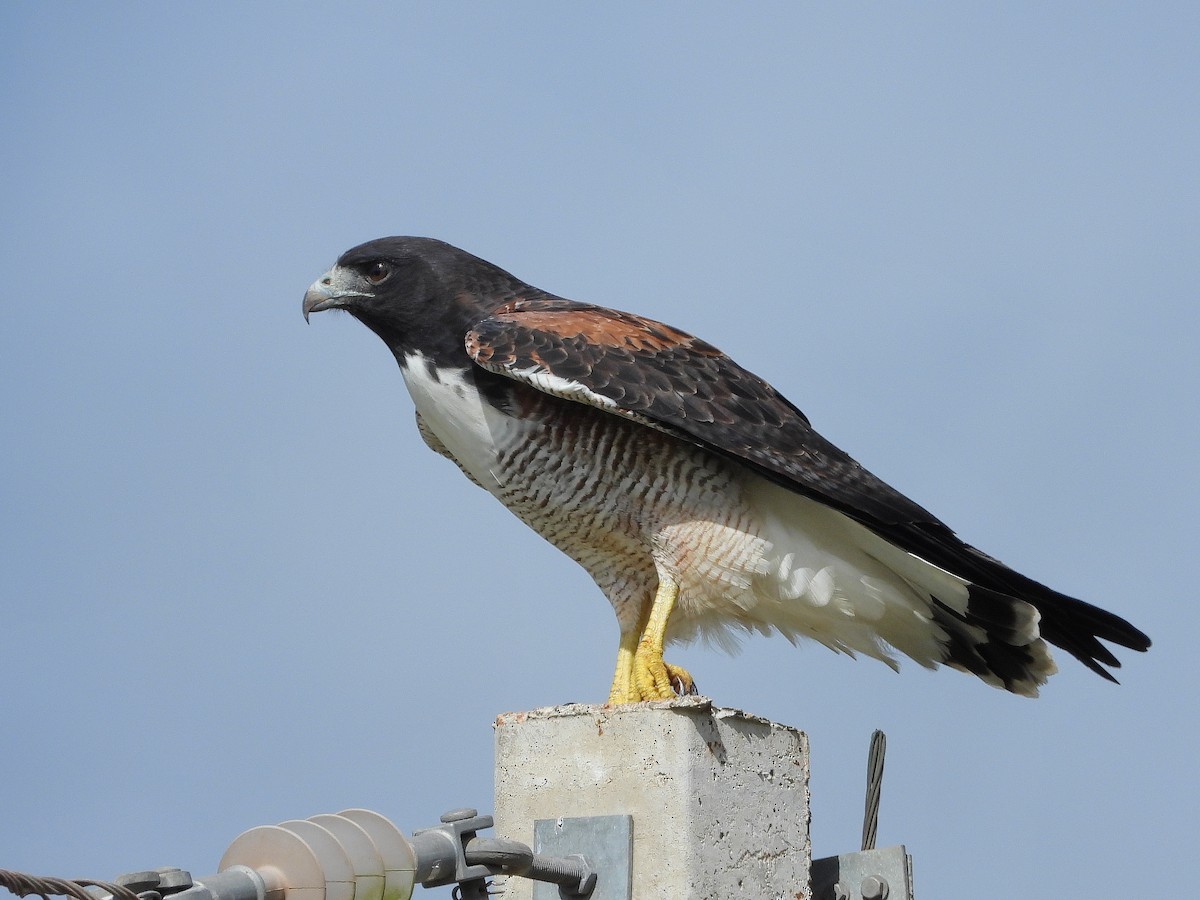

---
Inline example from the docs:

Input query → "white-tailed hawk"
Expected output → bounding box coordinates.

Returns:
[303,236,1149,703]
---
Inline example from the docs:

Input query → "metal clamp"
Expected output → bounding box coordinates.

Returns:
[412,808,596,897]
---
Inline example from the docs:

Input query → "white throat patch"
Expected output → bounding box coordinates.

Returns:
[398,351,529,490]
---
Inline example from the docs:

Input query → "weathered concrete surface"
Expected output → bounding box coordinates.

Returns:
[494,696,810,900]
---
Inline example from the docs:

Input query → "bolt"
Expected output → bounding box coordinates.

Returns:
[525,853,596,897]
[440,807,479,823]
[152,869,193,893]
[115,872,162,893]
[832,882,851,900]
[861,875,889,900]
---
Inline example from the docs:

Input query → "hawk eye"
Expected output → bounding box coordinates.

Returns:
[364,261,392,285]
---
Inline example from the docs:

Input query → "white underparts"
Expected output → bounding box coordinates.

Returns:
[400,352,535,490]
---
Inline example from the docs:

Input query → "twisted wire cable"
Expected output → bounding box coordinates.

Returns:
[861,729,886,852]
[0,869,141,900]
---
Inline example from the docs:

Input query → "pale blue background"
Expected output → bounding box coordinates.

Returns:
[3,4,1196,898]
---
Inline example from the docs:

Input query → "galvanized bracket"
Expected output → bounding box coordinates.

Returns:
[811,845,913,900]
[532,816,632,900]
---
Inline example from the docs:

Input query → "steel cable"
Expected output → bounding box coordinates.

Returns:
[0,870,140,900]
[861,729,886,852]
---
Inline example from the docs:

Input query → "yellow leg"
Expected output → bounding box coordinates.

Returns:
[607,627,640,705]
[607,576,696,704]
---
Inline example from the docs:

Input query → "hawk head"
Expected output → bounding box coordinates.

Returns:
[303,236,526,363]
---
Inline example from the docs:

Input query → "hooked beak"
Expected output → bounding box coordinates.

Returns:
[302,266,374,322]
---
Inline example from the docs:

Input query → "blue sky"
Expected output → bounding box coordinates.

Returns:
[2,4,1196,898]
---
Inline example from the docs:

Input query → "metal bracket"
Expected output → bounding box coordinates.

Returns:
[532,816,632,900]
[811,845,913,900]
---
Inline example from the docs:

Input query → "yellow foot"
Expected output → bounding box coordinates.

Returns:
[632,643,696,700]
[608,650,696,704]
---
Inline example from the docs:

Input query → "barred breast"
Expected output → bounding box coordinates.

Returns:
[492,394,776,638]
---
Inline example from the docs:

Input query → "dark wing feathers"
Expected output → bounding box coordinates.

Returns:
[468,298,941,527]
[898,522,1150,676]
[466,297,1150,674]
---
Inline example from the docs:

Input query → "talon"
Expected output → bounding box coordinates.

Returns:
[666,663,696,696]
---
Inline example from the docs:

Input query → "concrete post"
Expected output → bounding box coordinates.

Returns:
[493,696,810,900]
